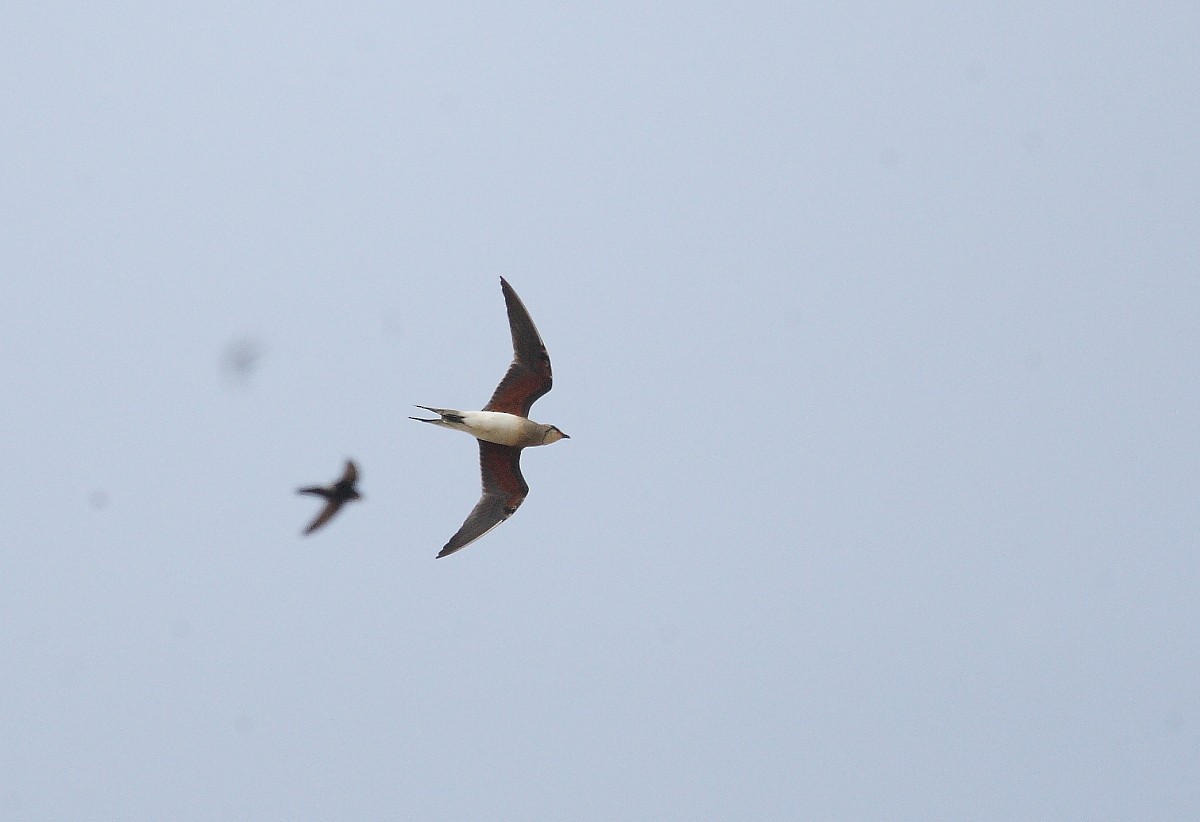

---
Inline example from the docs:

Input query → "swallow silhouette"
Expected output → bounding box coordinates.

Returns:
[412,278,569,558]
[297,459,362,535]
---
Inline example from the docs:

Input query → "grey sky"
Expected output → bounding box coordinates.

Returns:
[3,3,1198,819]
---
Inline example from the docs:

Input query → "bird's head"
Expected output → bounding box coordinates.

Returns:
[542,425,570,444]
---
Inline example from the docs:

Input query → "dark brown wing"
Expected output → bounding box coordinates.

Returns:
[303,498,344,535]
[437,440,528,558]
[483,278,553,417]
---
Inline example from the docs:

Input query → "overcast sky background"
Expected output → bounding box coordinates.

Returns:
[3,3,1198,819]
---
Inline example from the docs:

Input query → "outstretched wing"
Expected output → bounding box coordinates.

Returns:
[483,278,553,417]
[303,499,344,535]
[437,440,528,558]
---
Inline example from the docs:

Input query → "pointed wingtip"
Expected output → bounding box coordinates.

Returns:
[436,539,467,558]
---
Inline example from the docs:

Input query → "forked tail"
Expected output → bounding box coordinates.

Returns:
[409,406,466,424]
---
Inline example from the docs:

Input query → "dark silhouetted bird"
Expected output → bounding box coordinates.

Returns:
[297,459,361,535]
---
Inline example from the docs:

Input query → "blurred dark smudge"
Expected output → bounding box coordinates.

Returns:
[88,489,109,510]
[221,336,267,386]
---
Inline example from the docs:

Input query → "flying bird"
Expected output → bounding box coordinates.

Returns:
[412,278,569,558]
[297,459,362,535]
